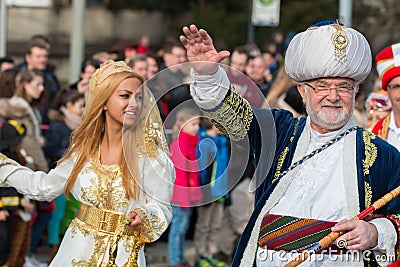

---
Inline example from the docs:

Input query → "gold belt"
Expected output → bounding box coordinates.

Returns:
[76,204,135,236]
[75,204,142,267]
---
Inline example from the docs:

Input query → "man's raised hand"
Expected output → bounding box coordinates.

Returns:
[180,24,230,75]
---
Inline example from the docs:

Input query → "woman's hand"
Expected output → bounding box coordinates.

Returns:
[126,211,142,230]
[180,24,230,75]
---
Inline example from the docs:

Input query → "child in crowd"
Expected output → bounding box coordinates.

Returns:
[0,118,37,267]
[194,118,229,267]
[168,106,202,267]
[0,118,28,267]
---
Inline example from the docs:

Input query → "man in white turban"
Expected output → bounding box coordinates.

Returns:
[180,21,400,267]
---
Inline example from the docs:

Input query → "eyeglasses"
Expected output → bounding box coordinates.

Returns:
[387,84,400,91]
[303,82,355,97]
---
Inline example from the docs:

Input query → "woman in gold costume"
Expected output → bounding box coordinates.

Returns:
[0,60,175,267]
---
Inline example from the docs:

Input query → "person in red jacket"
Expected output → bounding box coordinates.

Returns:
[168,106,202,267]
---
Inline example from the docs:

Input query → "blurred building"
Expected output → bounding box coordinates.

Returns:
[4,0,172,82]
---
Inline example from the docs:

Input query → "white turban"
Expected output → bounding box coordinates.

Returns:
[284,22,372,83]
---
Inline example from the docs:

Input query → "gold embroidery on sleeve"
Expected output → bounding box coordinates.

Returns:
[203,88,253,141]
[362,131,377,175]
[364,181,372,207]
[133,207,168,243]
[272,147,289,184]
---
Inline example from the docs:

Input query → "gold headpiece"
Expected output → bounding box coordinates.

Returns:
[90,60,133,95]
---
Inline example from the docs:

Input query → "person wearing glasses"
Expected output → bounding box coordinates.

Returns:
[180,21,400,266]
[372,43,400,151]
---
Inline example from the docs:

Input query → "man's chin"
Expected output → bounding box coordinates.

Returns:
[321,119,347,130]
[313,114,349,131]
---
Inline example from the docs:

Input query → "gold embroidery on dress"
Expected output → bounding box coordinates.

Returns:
[362,131,377,175]
[393,214,400,220]
[145,118,165,157]
[70,217,144,267]
[70,218,110,266]
[364,181,372,207]
[81,160,128,211]
[203,88,253,141]
[71,259,91,267]
[122,238,134,252]
[71,259,108,267]
[0,153,20,185]
[81,177,105,208]
[125,233,143,267]
[0,153,19,166]
[68,154,168,266]
[70,221,79,238]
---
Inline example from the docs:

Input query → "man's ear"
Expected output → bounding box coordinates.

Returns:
[297,84,306,104]
[354,84,360,95]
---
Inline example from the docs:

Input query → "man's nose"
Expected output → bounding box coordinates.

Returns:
[326,88,340,101]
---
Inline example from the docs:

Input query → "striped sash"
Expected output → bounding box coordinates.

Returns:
[258,213,336,252]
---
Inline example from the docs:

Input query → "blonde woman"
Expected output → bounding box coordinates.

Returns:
[0,60,174,267]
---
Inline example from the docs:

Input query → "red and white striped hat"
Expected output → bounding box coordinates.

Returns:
[376,43,400,90]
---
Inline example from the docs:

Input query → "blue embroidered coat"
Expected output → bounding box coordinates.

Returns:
[202,89,400,267]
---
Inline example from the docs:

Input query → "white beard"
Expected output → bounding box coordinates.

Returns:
[305,89,354,131]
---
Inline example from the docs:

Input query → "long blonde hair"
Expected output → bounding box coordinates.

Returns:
[61,61,146,199]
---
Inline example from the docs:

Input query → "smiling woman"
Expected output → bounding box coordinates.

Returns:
[104,77,143,127]
[0,60,175,267]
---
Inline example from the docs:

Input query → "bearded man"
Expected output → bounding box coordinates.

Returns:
[180,21,400,267]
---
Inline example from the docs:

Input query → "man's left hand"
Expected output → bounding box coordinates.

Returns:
[331,220,378,250]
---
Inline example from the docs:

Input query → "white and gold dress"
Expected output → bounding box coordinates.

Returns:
[0,150,174,267]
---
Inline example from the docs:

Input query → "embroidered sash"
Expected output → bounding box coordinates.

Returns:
[258,213,336,252]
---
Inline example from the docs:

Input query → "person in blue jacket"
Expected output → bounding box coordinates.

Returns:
[194,117,229,267]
